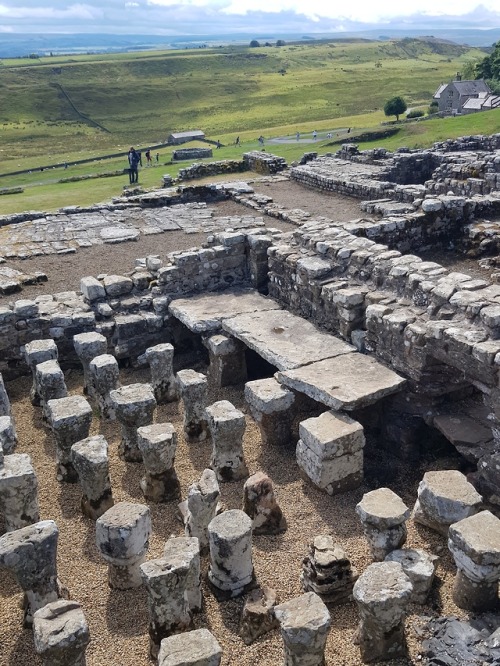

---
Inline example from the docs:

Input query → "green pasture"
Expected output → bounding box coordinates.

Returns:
[0,37,499,215]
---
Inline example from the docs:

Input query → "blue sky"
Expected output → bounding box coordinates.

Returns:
[0,1,499,34]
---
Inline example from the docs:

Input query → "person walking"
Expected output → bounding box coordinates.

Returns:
[312,130,317,141]
[296,131,300,141]
[128,147,140,184]
[216,140,221,149]
[235,136,240,146]
[145,149,152,166]
[155,152,160,163]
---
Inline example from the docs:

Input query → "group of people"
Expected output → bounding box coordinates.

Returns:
[127,147,160,184]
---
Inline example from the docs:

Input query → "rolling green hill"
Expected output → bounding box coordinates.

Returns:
[0,37,487,169]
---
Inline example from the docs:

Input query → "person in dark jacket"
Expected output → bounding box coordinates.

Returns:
[128,147,140,184]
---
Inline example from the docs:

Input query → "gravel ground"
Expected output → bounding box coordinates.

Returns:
[0,179,481,665]
[1,365,468,666]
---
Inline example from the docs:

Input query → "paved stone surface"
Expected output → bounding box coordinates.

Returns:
[223,309,355,371]
[169,288,281,333]
[277,353,406,410]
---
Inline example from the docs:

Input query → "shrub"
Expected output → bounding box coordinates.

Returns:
[406,110,424,119]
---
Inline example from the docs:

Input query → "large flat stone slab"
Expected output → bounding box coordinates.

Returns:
[277,354,406,410]
[222,309,355,371]
[433,414,494,463]
[169,288,281,333]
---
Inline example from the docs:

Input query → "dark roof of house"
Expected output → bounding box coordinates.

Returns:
[452,79,491,96]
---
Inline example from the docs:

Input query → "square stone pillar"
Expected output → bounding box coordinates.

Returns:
[73,332,107,396]
[146,343,179,404]
[89,354,120,420]
[47,395,93,483]
[34,600,90,666]
[71,435,114,520]
[137,423,180,502]
[109,383,156,462]
[205,334,247,388]
[0,452,39,531]
[297,410,365,495]
[35,360,68,421]
[356,488,410,561]
[244,378,295,447]
[177,369,209,442]
[24,339,58,406]
[206,400,248,482]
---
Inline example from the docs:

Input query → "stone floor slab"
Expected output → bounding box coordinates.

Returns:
[169,288,281,334]
[222,309,355,371]
[277,354,406,410]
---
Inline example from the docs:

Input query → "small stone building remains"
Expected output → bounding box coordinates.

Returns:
[167,130,205,145]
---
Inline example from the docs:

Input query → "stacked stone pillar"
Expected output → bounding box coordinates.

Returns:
[73,332,107,396]
[297,411,365,495]
[356,488,410,561]
[0,520,61,625]
[33,600,90,666]
[146,343,178,403]
[96,502,151,589]
[137,423,180,502]
[184,468,220,554]
[71,435,114,519]
[35,360,68,421]
[24,339,58,406]
[245,378,295,447]
[110,383,156,462]
[206,400,248,482]
[177,369,209,442]
[163,536,202,613]
[140,554,192,660]
[205,334,247,387]
[47,395,93,482]
[301,535,359,605]
[0,451,39,531]
[353,561,413,663]
[448,510,500,611]
[274,591,331,666]
[208,509,254,598]
[89,354,120,419]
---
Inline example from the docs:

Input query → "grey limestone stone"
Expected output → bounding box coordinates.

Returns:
[0,453,39,531]
[353,561,413,663]
[88,353,120,419]
[146,343,178,404]
[163,536,201,613]
[158,628,222,666]
[177,369,209,442]
[71,435,114,520]
[243,471,286,534]
[0,415,17,454]
[47,395,93,482]
[96,502,151,589]
[208,509,253,598]
[274,591,332,666]
[110,383,156,461]
[206,400,248,482]
[33,599,90,666]
[413,470,483,536]
[24,339,58,405]
[137,423,180,502]
[244,378,295,447]
[183,468,220,554]
[0,520,61,625]
[385,548,438,604]
[35,360,68,421]
[73,332,107,396]
[80,275,106,302]
[356,488,410,561]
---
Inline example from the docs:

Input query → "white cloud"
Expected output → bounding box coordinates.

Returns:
[0,3,101,19]
[220,0,500,22]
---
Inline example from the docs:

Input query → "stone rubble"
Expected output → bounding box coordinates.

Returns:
[301,535,359,605]
[239,585,278,645]
[243,471,286,535]
[33,599,90,666]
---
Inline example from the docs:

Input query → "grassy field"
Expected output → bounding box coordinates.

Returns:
[0,37,498,215]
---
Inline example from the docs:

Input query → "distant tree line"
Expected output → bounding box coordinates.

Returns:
[250,40,286,48]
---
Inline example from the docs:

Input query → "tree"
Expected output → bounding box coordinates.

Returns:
[276,39,286,47]
[384,96,407,121]
[249,40,260,48]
